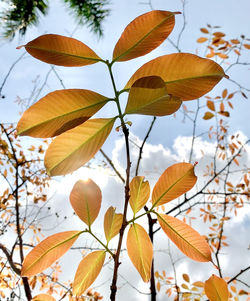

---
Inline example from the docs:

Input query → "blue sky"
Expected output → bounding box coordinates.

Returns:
[1,0,250,300]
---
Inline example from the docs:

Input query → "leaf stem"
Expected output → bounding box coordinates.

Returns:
[87,229,114,258]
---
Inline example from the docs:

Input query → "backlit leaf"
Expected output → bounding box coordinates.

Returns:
[203,112,214,120]
[151,163,197,207]
[73,251,106,296]
[45,118,115,176]
[200,28,209,34]
[32,294,56,301]
[113,10,178,62]
[158,214,212,262]
[104,206,123,243]
[129,176,150,214]
[21,231,82,277]
[18,34,101,66]
[204,275,229,301]
[197,37,208,43]
[127,223,153,282]
[125,53,226,100]
[17,89,109,138]
[207,100,215,111]
[243,44,250,49]
[125,76,182,116]
[70,179,102,226]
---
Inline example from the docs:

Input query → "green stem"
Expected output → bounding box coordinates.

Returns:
[87,229,114,258]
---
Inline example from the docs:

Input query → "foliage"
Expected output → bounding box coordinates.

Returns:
[0,0,110,39]
[13,8,239,301]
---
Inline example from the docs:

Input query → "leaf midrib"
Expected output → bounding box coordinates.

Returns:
[134,224,148,280]
[26,45,102,62]
[152,167,193,207]
[113,13,174,62]
[158,214,210,261]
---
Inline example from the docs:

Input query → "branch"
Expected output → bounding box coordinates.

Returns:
[228,266,250,284]
[0,243,21,275]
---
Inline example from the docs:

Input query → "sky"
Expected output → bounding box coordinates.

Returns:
[0,0,250,300]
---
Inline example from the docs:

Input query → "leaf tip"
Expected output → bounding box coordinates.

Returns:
[224,74,230,79]
[174,11,182,15]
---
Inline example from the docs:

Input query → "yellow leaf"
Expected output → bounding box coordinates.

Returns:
[129,176,150,214]
[17,89,109,138]
[73,251,106,296]
[18,34,101,66]
[204,275,229,301]
[151,163,197,207]
[21,231,82,277]
[158,214,212,262]
[197,37,208,43]
[45,118,115,176]
[125,76,182,116]
[217,53,228,59]
[104,206,123,243]
[125,53,226,100]
[192,281,204,287]
[32,294,56,301]
[112,10,178,62]
[207,100,215,111]
[127,223,153,282]
[70,179,102,226]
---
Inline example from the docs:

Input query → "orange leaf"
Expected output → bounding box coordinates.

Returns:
[127,223,153,282]
[203,112,214,120]
[230,39,240,44]
[17,89,109,138]
[18,34,101,66]
[197,37,208,43]
[70,179,102,226]
[207,100,215,111]
[32,294,56,301]
[204,275,229,301]
[125,76,182,116]
[213,32,225,38]
[21,231,82,277]
[112,10,178,62]
[158,214,212,262]
[151,163,197,207]
[125,53,226,101]
[73,251,106,296]
[200,28,209,34]
[222,89,228,98]
[129,176,150,214]
[44,118,115,176]
[217,53,228,59]
[218,111,229,117]
[243,44,250,49]
[104,206,123,243]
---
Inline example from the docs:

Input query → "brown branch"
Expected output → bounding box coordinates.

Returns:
[0,243,21,275]
[227,266,250,284]
[100,148,125,183]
